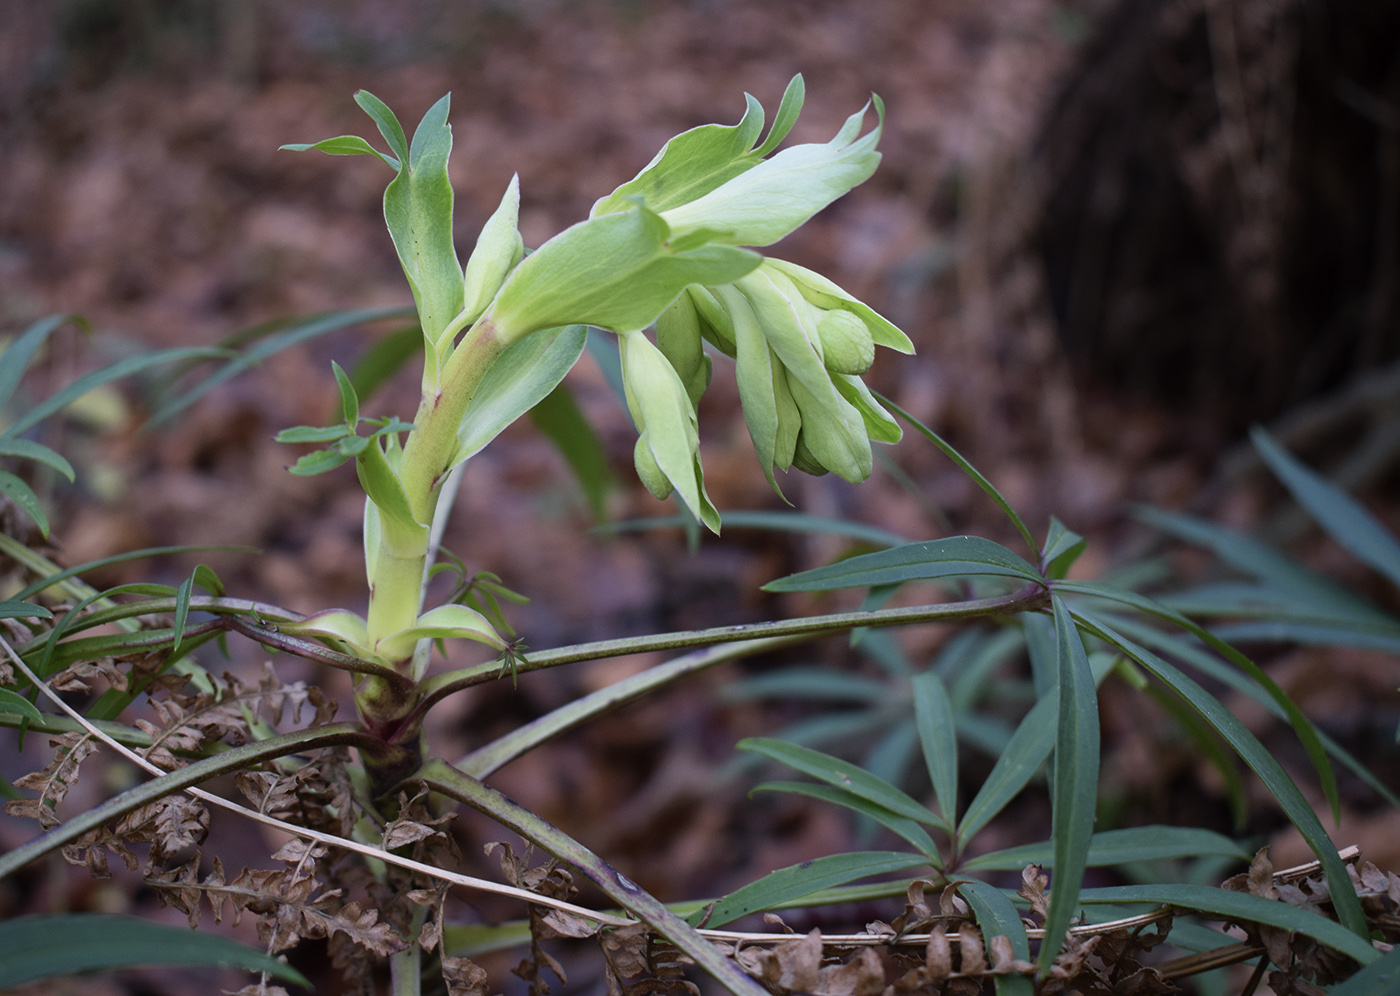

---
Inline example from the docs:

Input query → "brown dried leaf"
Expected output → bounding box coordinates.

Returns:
[773,929,822,992]
[926,925,953,978]
[958,923,986,975]
[1020,864,1050,921]
[601,921,652,981]
[814,947,886,996]
[50,657,126,692]
[442,956,492,996]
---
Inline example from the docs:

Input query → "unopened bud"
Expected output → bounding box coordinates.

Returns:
[817,309,875,374]
[633,434,674,500]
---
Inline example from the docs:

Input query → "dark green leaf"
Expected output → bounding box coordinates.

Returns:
[0,599,51,620]
[149,307,407,427]
[751,780,943,858]
[957,879,1033,995]
[10,545,246,604]
[1056,579,1340,824]
[1039,596,1100,975]
[739,737,945,828]
[0,438,75,481]
[0,688,42,723]
[0,315,79,412]
[1071,608,1367,938]
[0,913,311,988]
[1041,516,1085,580]
[963,826,1250,872]
[1252,426,1400,589]
[877,393,1039,559]
[1078,883,1377,965]
[764,536,1043,593]
[912,670,958,825]
[691,851,929,929]
[4,346,229,440]
[0,469,48,538]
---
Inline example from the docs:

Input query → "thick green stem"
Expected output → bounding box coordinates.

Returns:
[363,317,511,652]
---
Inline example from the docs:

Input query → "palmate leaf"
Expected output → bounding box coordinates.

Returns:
[1071,608,1367,938]
[689,851,930,929]
[1056,578,1340,823]
[0,913,310,989]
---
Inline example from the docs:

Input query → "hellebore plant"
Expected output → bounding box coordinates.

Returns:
[5,75,1389,996]
[276,76,909,790]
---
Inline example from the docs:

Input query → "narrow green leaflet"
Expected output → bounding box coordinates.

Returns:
[1077,884,1378,966]
[0,469,49,538]
[1134,505,1379,618]
[354,89,409,164]
[279,132,399,168]
[957,878,1034,996]
[962,826,1249,872]
[170,564,225,659]
[3,346,229,440]
[764,536,1043,593]
[1252,425,1400,589]
[1330,943,1400,994]
[1038,595,1100,975]
[0,600,50,621]
[1055,578,1340,823]
[0,913,311,989]
[453,324,588,467]
[1041,517,1086,580]
[148,307,408,427]
[912,669,958,825]
[0,438,75,481]
[691,851,929,929]
[0,314,81,412]
[751,780,944,858]
[738,737,945,827]
[957,691,1058,846]
[0,688,42,723]
[1070,607,1367,938]
[878,393,1039,558]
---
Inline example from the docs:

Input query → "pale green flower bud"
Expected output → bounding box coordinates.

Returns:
[633,435,673,500]
[459,174,524,334]
[618,330,721,533]
[655,292,712,409]
[816,308,875,375]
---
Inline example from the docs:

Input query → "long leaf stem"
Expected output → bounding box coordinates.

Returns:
[419,583,1050,711]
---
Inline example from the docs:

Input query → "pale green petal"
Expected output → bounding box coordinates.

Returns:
[764,257,914,353]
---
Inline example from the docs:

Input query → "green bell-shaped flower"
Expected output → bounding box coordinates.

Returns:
[618,329,721,533]
[690,258,912,491]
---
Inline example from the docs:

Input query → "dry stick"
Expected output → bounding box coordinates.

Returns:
[0,634,630,928]
[6,633,1364,961]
